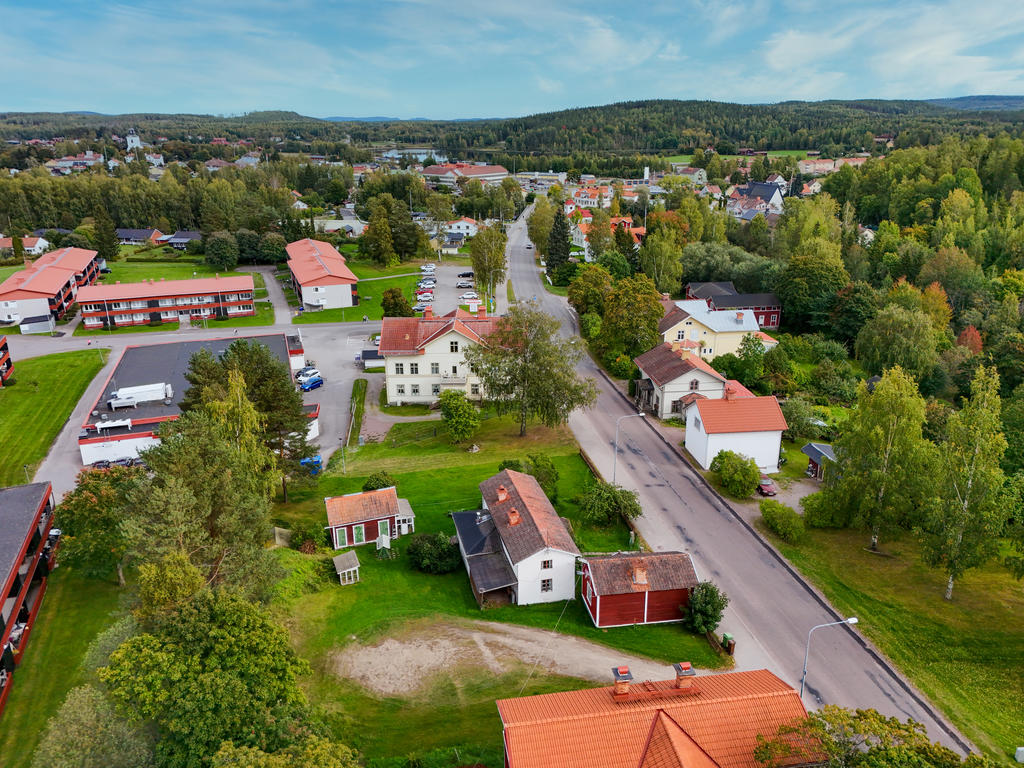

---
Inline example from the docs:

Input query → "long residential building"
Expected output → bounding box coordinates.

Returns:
[378,307,498,405]
[0,335,11,386]
[0,247,103,330]
[286,238,359,311]
[421,162,508,187]
[1,482,59,719]
[77,275,255,329]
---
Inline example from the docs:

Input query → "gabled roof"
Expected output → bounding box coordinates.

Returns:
[286,238,358,286]
[740,182,782,202]
[78,275,253,302]
[0,237,42,249]
[115,228,161,239]
[709,293,780,309]
[497,669,810,768]
[0,262,76,300]
[634,344,726,388]
[584,551,698,596]
[479,469,580,563]
[379,308,498,355]
[34,247,98,273]
[325,486,405,528]
[687,282,737,300]
[694,396,787,435]
[674,300,761,334]
[658,306,691,334]
[801,442,835,465]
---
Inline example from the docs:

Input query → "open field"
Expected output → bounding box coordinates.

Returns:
[99,261,267,289]
[0,349,107,486]
[293,274,420,324]
[664,150,809,164]
[761,526,1024,763]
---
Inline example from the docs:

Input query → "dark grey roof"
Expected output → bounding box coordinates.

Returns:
[32,228,72,236]
[466,552,517,593]
[801,442,836,464]
[115,228,159,239]
[165,230,201,242]
[452,510,518,594]
[20,315,51,324]
[743,182,782,202]
[710,293,780,309]
[0,482,50,584]
[687,281,736,300]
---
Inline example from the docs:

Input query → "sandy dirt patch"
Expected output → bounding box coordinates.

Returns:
[333,619,675,696]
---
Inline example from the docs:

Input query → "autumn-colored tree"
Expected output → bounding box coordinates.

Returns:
[956,325,983,355]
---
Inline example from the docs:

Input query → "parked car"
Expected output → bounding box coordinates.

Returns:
[757,476,777,496]
[456,280,474,288]
[412,302,430,312]
[418,294,434,302]
[300,376,324,392]
[373,335,381,346]
[420,263,436,273]
[297,364,317,377]
[525,243,533,249]
[459,291,479,300]
[417,281,436,289]
[296,368,321,384]
[458,271,474,278]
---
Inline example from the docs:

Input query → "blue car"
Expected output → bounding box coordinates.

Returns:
[300,376,324,391]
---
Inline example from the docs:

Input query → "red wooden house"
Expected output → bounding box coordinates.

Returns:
[581,551,699,628]
[0,335,12,386]
[324,486,415,549]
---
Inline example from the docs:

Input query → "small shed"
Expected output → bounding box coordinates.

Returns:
[18,315,55,335]
[581,551,699,628]
[333,550,360,585]
[801,442,836,481]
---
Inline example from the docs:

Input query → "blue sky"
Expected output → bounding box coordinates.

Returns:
[2,0,1024,119]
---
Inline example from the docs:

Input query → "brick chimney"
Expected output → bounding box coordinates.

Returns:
[496,484,509,502]
[507,507,521,526]
[724,384,736,401]
[673,661,696,691]
[632,563,648,585]
[423,306,433,318]
[735,311,744,323]
[612,665,633,697]
[477,305,486,318]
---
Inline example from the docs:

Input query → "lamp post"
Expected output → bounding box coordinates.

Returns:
[800,617,858,698]
[613,412,646,485]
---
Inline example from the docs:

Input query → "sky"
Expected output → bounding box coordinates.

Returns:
[2,0,1024,119]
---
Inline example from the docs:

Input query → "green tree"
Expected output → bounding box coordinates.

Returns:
[829,281,879,345]
[579,480,642,526]
[135,552,205,627]
[55,466,143,586]
[205,231,239,270]
[602,273,664,358]
[526,196,554,256]
[407,533,462,574]
[31,685,153,768]
[438,389,480,443]
[525,453,560,501]
[234,227,260,263]
[381,286,413,317]
[586,208,614,261]
[259,232,287,263]
[12,233,25,262]
[597,250,632,278]
[683,582,728,634]
[100,589,309,768]
[855,305,939,380]
[364,200,397,266]
[825,368,933,549]
[469,224,507,298]
[780,396,822,442]
[734,333,766,388]
[362,470,396,492]
[710,450,760,498]
[464,302,596,436]
[638,232,683,293]
[774,237,849,330]
[93,208,120,265]
[1002,384,1024,475]
[546,207,571,281]
[921,366,1007,600]
[212,737,359,768]
[917,246,986,320]
[567,263,613,316]
[614,224,638,269]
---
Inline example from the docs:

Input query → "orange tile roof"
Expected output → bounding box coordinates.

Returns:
[0,264,75,300]
[325,486,400,527]
[498,669,809,768]
[78,275,253,302]
[694,396,787,434]
[286,238,357,286]
[0,237,42,249]
[379,308,498,354]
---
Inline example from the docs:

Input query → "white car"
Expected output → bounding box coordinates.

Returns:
[412,302,430,312]
[296,368,321,384]
[456,280,474,289]
[420,264,436,273]
[459,291,479,300]
[418,293,434,302]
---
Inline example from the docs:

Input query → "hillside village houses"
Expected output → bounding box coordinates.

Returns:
[726,181,785,221]
[378,307,497,405]
[572,215,645,261]
[684,281,782,330]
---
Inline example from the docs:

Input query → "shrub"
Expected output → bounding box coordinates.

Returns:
[498,458,524,472]
[759,499,805,543]
[407,533,461,574]
[711,450,760,498]
[579,312,602,340]
[439,389,480,444]
[780,396,822,442]
[683,582,729,634]
[363,470,396,492]
[800,491,850,528]
[525,453,559,501]
[291,520,327,553]
[605,351,638,380]
[579,481,642,526]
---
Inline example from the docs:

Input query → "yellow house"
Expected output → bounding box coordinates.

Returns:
[658,300,776,360]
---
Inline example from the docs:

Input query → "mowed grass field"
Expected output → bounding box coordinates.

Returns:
[99,261,266,289]
[762,526,1024,763]
[0,349,107,486]
[293,274,419,324]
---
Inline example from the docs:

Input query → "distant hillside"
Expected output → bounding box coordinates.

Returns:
[926,95,1024,111]
[323,116,405,122]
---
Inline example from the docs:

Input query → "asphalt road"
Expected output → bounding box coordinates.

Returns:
[504,208,971,752]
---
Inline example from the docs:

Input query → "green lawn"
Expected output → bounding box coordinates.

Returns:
[0,264,22,281]
[347,260,421,279]
[763,527,1024,763]
[348,379,367,447]
[377,386,432,416]
[73,319,181,336]
[99,261,250,284]
[294,275,419,324]
[774,439,810,482]
[0,571,124,768]
[0,349,107,486]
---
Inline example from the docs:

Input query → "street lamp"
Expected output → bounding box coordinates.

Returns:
[800,617,858,698]
[613,412,646,485]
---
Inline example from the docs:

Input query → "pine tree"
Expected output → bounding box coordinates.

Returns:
[93,209,120,265]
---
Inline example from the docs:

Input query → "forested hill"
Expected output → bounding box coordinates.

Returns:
[3,98,1024,156]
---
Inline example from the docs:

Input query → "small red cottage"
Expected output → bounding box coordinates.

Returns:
[324,486,415,549]
[581,551,699,628]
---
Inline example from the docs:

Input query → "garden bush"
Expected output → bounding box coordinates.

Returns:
[800,491,851,529]
[759,499,805,543]
[407,533,462,574]
[362,470,396,492]
[291,520,328,553]
[710,450,760,498]
[682,582,729,634]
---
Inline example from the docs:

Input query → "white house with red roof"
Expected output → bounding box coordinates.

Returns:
[0,236,49,255]
[285,238,359,310]
[633,343,756,419]
[685,393,788,473]
[378,307,498,404]
[421,162,508,187]
[445,217,479,237]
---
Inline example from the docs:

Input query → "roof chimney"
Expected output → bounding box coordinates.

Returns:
[496,485,509,503]
[735,311,744,323]
[673,662,696,691]
[477,305,486,318]
[612,665,633,698]
[507,508,521,526]
[632,563,648,586]
[724,384,736,401]
[423,306,433,318]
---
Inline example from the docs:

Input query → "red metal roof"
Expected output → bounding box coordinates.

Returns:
[0,264,75,300]
[286,238,358,286]
[379,308,498,354]
[78,274,253,302]
[694,396,787,434]
[34,247,98,272]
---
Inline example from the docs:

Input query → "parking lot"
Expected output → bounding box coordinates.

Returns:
[412,263,479,314]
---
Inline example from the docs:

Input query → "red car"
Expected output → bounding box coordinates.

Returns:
[757,476,777,496]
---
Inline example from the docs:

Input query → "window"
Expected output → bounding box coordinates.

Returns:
[694,417,702,430]
[378,520,390,539]
[431,362,439,374]
[676,330,685,340]
[352,524,365,544]
[689,379,699,391]
[411,384,420,395]
[394,363,404,375]
[542,559,553,569]
[586,580,593,602]
[770,314,778,325]
[409,363,419,374]
[450,340,459,353]
[470,383,480,395]
[396,384,405,395]
[541,578,553,593]
[431,384,441,395]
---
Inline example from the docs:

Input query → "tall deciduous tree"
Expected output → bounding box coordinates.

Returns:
[638,232,683,293]
[774,237,849,331]
[381,286,413,317]
[855,305,939,380]
[212,737,359,768]
[602,273,664,358]
[259,232,287,263]
[469,224,507,298]
[438,389,480,443]
[921,366,1007,600]
[205,231,239,270]
[586,208,614,261]
[526,196,554,256]
[567,264,613,317]
[364,201,396,266]
[825,367,934,550]
[463,302,596,436]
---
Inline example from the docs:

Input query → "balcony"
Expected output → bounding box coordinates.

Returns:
[439,373,467,385]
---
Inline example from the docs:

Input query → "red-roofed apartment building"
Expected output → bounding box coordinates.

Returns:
[378,307,498,405]
[77,275,255,329]
[685,392,788,473]
[0,247,102,331]
[0,335,11,387]
[421,162,508,187]
[286,238,359,311]
[497,666,815,768]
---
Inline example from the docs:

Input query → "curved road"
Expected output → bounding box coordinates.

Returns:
[505,208,971,752]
